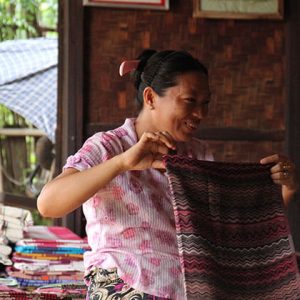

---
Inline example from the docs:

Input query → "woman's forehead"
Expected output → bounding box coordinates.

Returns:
[177,71,208,82]
[175,72,210,92]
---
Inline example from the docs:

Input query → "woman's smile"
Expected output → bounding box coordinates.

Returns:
[151,71,210,142]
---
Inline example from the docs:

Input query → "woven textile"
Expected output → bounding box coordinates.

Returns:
[165,155,300,300]
[0,38,57,142]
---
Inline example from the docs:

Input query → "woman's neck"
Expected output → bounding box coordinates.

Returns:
[134,109,156,140]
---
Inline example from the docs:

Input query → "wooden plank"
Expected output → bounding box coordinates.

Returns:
[0,137,15,192]
[0,135,29,195]
[10,137,28,192]
[196,127,284,141]
[0,192,37,210]
[285,0,300,251]
[0,160,3,192]
[0,128,46,137]
[57,0,85,236]
[86,123,285,142]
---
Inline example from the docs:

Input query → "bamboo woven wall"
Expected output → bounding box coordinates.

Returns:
[83,1,285,163]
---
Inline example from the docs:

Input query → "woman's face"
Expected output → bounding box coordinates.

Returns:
[152,71,211,142]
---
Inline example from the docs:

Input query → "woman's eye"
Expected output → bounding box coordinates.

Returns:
[185,98,196,103]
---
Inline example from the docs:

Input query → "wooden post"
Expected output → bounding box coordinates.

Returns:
[0,157,3,194]
[285,0,300,250]
[56,0,84,236]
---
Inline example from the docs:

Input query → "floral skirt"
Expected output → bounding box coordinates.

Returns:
[85,267,169,300]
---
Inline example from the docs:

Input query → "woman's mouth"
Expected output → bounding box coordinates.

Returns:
[185,120,198,131]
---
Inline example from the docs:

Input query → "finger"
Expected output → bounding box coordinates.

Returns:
[272,179,283,186]
[270,161,287,174]
[155,143,171,155]
[270,161,295,174]
[282,162,295,172]
[152,157,166,169]
[151,153,166,169]
[271,172,291,181]
[152,160,165,169]
[159,131,177,154]
[139,133,172,157]
[141,132,162,146]
[142,132,175,151]
[269,160,299,191]
[154,131,176,150]
[260,154,284,164]
[270,173,296,190]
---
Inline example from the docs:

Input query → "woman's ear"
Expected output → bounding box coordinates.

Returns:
[143,87,157,110]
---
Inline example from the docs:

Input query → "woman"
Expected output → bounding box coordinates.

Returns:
[37,49,299,299]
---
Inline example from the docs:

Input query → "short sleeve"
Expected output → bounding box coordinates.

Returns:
[63,131,123,172]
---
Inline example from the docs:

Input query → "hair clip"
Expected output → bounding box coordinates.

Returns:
[119,60,140,77]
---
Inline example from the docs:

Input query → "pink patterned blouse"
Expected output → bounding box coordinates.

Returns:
[63,118,213,299]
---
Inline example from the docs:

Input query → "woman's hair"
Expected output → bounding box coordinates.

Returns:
[131,49,208,109]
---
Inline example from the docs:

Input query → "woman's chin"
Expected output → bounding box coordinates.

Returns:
[175,133,193,143]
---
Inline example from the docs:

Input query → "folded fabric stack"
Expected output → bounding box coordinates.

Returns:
[0,205,33,271]
[0,283,30,299]
[32,283,88,299]
[0,235,12,267]
[6,225,89,296]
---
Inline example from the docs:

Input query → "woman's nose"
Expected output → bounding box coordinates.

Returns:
[193,104,208,118]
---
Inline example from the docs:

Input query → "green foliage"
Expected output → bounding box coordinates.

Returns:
[32,209,53,226]
[0,105,30,127]
[0,0,58,41]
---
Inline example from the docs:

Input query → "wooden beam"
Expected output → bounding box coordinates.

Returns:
[56,0,85,236]
[0,192,37,210]
[86,123,285,142]
[0,160,3,193]
[0,128,46,137]
[285,0,300,251]
[57,0,84,166]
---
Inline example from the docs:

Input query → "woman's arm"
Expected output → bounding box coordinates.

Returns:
[37,154,126,218]
[37,131,176,218]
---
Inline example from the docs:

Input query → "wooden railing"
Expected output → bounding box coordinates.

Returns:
[0,128,46,137]
[0,127,46,208]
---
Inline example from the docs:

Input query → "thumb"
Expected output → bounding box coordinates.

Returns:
[152,160,166,169]
[151,154,166,169]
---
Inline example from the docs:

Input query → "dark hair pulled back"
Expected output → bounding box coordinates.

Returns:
[131,49,208,110]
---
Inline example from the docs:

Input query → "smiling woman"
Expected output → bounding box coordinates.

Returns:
[132,50,211,142]
[37,49,214,299]
[37,48,299,299]
[140,72,211,142]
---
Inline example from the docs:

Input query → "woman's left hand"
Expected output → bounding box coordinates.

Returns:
[260,154,299,205]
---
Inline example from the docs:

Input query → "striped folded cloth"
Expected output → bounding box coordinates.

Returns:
[165,155,300,300]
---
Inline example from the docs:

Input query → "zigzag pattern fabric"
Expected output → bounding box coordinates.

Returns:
[165,155,300,300]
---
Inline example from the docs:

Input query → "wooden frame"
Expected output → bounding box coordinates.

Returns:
[285,0,300,250]
[83,0,169,10]
[56,0,85,236]
[193,0,284,20]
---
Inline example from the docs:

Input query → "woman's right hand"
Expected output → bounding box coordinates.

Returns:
[37,131,176,218]
[121,131,176,171]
